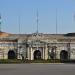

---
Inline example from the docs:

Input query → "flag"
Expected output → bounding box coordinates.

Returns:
[0,15,1,24]
[0,15,1,19]
[0,14,1,24]
[74,14,75,20]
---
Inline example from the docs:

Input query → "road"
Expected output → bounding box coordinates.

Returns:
[0,64,75,75]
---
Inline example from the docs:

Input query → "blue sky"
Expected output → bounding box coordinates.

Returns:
[0,0,75,34]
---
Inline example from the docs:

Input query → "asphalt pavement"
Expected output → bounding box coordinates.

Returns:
[0,63,75,75]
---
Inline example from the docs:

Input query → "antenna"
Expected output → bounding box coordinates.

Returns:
[0,14,2,32]
[36,9,39,34]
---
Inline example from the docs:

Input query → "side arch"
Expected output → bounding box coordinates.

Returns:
[60,50,68,62]
[8,50,16,59]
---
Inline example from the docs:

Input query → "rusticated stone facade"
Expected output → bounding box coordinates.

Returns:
[0,32,75,60]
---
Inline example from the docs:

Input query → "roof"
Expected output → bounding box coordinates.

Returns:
[0,31,11,37]
[64,33,75,37]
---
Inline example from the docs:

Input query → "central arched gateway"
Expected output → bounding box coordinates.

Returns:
[8,50,16,59]
[60,50,68,62]
[34,50,41,60]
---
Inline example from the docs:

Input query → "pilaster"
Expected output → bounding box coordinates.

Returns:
[45,44,48,60]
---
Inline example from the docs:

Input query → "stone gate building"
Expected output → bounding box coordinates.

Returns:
[0,31,75,60]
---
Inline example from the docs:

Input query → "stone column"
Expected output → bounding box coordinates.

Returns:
[67,43,70,60]
[27,47,30,60]
[45,44,48,60]
[43,47,45,60]
[31,47,33,60]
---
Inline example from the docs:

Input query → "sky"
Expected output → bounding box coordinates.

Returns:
[0,0,75,34]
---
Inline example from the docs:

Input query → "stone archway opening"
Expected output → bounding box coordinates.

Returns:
[8,50,16,59]
[60,50,68,62]
[34,50,41,60]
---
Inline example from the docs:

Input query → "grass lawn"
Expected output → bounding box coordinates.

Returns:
[0,59,61,64]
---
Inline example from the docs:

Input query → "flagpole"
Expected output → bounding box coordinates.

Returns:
[36,9,39,50]
[54,9,58,62]
[37,9,39,34]
[18,16,21,34]
[56,9,57,34]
